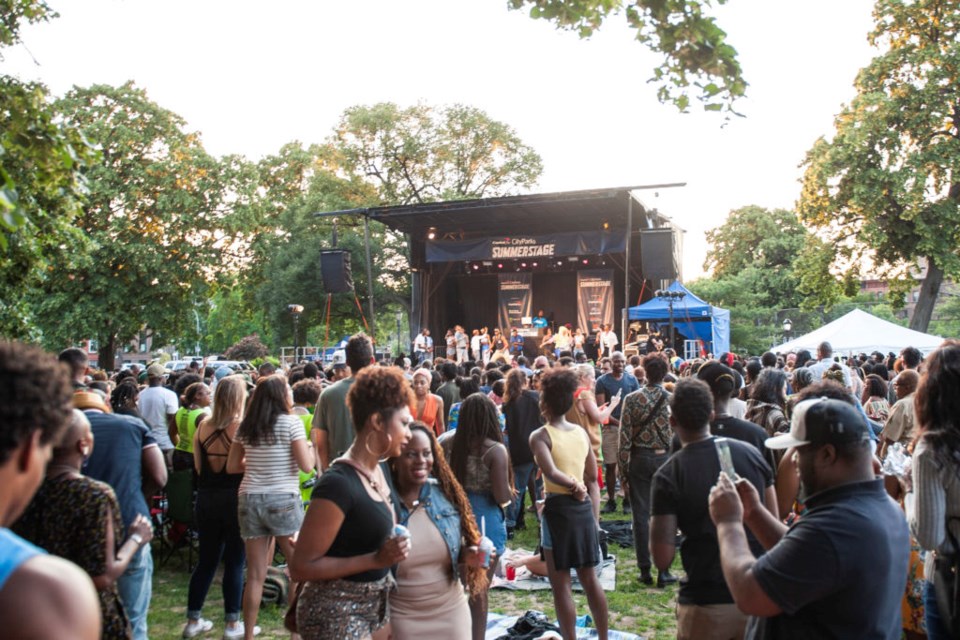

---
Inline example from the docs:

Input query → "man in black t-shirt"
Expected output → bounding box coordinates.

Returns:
[709,398,910,640]
[651,379,777,639]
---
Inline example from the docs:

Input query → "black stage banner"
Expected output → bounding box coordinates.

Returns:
[577,269,615,334]
[498,273,532,332]
[427,230,626,263]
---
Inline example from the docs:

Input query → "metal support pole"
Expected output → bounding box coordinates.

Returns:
[623,197,633,345]
[363,216,377,342]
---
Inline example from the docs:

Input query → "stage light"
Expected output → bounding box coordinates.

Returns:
[557,260,563,266]
[427,227,437,240]
[567,256,578,262]
[472,264,480,271]
[582,258,589,265]
[520,262,527,268]
[532,262,538,267]
[602,219,610,230]
[497,263,503,269]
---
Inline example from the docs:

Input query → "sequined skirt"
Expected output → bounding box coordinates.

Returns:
[297,574,395,640]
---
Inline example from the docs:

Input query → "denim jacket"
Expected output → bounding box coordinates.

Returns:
[395,479,463,580]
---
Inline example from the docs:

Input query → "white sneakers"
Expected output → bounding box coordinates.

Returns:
[222,622,261,640]
[182,619,214,638]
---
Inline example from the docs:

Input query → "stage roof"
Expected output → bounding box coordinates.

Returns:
[363,185,685,238]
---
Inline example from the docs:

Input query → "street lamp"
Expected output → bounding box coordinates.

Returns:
[782,318,793,342]
[654,289,686,352]
[395,310,403,357]
[288,304,304,365]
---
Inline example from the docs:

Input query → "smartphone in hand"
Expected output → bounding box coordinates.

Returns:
[715,437,738,480]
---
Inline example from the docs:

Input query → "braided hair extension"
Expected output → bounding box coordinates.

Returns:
[394,423,488,596]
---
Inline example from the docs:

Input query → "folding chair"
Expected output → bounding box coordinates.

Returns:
[161,469,198,571]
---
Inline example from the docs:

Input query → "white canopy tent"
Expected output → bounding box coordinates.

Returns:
[772,309,944,356]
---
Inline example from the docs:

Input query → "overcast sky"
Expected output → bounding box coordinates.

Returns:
[3,0,878,278]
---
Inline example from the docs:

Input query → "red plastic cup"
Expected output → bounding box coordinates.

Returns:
[506,565,516,580]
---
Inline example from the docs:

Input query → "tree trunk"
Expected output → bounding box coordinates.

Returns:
[909,258,943,332]
[99,334,118,372]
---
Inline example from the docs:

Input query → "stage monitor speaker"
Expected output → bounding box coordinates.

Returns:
[320,250,354,294]
[639,229,678,282]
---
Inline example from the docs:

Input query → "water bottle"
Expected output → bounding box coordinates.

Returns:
[393,524,411,551]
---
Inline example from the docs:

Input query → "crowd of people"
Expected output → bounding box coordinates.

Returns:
[1,329,959,640]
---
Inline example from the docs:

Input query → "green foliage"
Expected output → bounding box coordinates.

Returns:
[0,0,56,50]
[201,287,272,354]
[224,334,270,361]
[508,0,746,114]
[797,0,960,331]
[324,103,543,205]
[29,82,255,369]
[703,205,809,309]
[0,77,98,337]
[247,104,544,350]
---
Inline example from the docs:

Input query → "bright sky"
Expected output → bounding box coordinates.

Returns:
[3,0,878,279]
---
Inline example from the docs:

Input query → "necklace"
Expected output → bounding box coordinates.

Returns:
[338,455,390,501]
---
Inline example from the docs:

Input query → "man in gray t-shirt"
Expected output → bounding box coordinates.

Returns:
[314,333,373,468]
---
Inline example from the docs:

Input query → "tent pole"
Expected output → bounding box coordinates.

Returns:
[623,197,633,347]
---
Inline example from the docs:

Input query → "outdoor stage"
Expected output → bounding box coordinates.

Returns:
[366,186,685,350]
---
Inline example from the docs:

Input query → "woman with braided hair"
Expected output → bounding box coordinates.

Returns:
[389,423,488,639]
[445,393,513,640]
[110,380,141,417]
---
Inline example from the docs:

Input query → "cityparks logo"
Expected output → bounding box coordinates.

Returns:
[491,236,556,258]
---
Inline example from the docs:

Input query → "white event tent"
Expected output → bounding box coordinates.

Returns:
[772,309,944,355]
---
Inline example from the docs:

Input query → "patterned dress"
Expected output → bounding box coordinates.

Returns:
[14,474,130,639]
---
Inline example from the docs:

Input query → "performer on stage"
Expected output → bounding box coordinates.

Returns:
[532,310,548,329]
[573,328,586,360]
[539,327,556,357]
[510,329,525,357]
[555,325,572,357]
[414,328,434,364]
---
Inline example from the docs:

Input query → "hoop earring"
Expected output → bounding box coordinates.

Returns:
[365,430,393,461]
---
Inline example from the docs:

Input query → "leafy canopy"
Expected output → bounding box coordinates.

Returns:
[509,0,746,114]
[797,0,960,331]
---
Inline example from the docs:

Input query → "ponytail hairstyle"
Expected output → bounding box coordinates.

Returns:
[392,423,488,596]
[110,379,139,413]
[181,381,206,408]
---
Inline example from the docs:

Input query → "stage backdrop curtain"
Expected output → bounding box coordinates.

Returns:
[577,269,615,334]
[498,273,533,332]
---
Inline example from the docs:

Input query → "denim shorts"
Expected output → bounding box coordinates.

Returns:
[238,492,303,539]
[540,516,554,550]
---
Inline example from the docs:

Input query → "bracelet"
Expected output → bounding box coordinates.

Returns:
[129,533,144,546]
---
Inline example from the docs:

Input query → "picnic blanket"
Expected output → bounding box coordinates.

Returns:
[490,548,617,592]
[485,611,644,640]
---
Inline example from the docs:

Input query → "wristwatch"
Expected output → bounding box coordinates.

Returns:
[130,533,144,546]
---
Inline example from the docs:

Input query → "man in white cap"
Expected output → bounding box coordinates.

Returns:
[137,363,178,468]
[708,397,910,639]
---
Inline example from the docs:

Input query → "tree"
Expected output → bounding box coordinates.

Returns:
[0,2,97,338]
[224,334,270,361]
[703,205,810,309]
[247,104,545,351]
[323,103,543,205]
[798,0,960,332]
[30,83,254,369]
[508,0,746,113]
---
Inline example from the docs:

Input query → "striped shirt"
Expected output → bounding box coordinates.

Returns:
[238,414,305,495]
[909,435,960,581]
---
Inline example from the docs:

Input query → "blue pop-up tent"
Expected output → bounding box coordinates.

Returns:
[628,281,730,355]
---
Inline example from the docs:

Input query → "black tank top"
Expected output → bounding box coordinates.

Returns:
[197,428,243,492]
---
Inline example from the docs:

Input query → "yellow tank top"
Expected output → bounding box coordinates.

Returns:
[542,423,588,495]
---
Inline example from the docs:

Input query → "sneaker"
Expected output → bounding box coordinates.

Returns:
[657,571,679,588]
[222,623,261,640]
[638,571,654,586]
[603,499,617,513]
[622,501,632,514]
[182,619,213,639]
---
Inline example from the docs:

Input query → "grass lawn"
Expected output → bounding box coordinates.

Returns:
[147,512,680,639]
